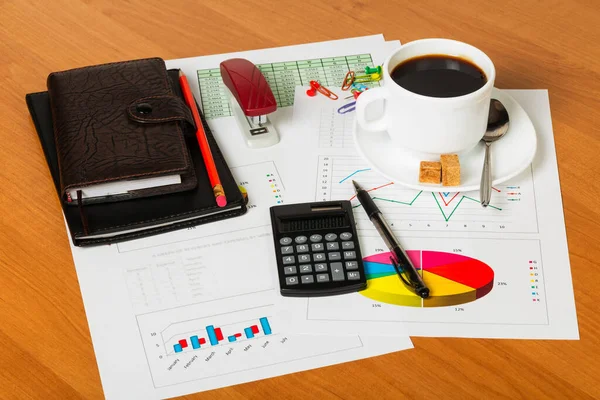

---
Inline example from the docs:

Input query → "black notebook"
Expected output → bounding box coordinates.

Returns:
[27,69,247,246]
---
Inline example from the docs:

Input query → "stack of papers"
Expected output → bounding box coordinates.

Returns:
[65,35,578,399]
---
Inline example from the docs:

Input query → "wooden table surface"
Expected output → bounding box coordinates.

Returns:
[1,0,599,399]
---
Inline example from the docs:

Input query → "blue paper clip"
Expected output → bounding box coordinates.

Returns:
[337,101,356,114]
[351,83,369,92]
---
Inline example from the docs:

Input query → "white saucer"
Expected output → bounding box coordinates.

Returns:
[353,88,537,192]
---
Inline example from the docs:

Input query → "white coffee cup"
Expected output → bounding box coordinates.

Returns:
[356,38,495,158]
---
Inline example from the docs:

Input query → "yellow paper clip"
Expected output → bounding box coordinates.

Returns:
[308,80,339,100]
[354,73,381,83]
[341,71,355,90]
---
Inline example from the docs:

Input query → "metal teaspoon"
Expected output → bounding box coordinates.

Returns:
[480,99,510,207]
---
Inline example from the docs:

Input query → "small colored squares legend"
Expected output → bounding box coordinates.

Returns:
[528,260,541,302]
[267,173,283,204]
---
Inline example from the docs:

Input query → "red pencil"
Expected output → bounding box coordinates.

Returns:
[179,70,227,207]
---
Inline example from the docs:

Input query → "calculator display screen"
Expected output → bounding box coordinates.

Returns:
[278,214,349,233]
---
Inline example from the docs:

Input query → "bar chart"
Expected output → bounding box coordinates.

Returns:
[136,294,368,388]
[172,317,272,354]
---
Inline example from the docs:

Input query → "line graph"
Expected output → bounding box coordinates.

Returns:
[339,168,371,183]
[317,155,539,233]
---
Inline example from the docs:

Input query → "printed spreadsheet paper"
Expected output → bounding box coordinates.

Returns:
[277,88,579,340]
[197,54,378,118]
[66,36,414,400]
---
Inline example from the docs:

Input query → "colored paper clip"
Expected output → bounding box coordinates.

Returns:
[307,80,338,100]
[354,73,381,83]
[341,71,355,90]
[337,101,356,114]
[351,83,369,92]
[364,65,382,75]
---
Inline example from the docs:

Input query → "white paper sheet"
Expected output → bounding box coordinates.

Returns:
[278,88,579,340]
[68,36,414,400]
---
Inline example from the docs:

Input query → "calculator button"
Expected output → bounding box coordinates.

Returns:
[281,246,294,254]
[298,254,311,263]
[316,274,330,283]
[282,255,295,265]
[326,242,339,250]
[313,253,326,262]
[296,244,309,253]
[311,243,324,251]
[280,237,293,245]
[315,263,328,272]
[345,261,358,270]
[340,232,353,240]
[283,266,297,275]
[343,251,356,260]
[301,275,315,284]
[342,241,355,250]
[310,234,323,243]
[286,276,299,285]
[331,262,345,281]
[347,271,361,280]
[299,264,313,273]
[328,252,341,261]
[325,233,337,241]
[294,236,308,244]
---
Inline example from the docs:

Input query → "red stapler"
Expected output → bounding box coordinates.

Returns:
[220,58,279,148]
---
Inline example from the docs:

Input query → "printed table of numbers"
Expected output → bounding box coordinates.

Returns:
[197,54,377,119]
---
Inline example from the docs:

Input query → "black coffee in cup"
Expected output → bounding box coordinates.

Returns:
[390,55,487,98]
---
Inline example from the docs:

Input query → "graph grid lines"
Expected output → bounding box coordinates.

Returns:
[317,155,539,233]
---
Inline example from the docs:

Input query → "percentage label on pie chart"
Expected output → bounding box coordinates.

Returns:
[361,251,494,307]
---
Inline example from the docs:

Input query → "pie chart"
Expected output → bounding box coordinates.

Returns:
[360,250,494,307]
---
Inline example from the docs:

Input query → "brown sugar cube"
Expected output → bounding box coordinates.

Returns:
[440,154,461,186]
[419,161,442,184]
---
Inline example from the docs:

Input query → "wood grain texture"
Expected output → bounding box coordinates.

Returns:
[1,0,599,398]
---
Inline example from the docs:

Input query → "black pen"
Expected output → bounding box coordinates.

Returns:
[352,180,430,298]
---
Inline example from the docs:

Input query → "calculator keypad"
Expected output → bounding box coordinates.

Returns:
[278,234,362,289]
[271,201,366,297]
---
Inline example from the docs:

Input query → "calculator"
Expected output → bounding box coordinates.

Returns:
[270,201,367,297]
